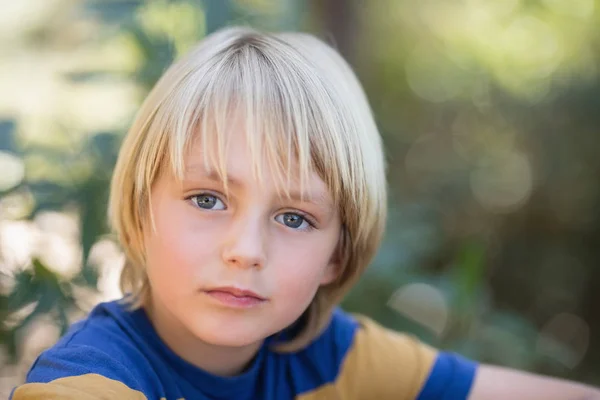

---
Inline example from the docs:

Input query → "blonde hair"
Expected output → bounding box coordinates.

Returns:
[108,26,387,351]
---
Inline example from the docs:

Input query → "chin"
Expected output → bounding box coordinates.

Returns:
[186,314,274,348]
[200,331,261,348]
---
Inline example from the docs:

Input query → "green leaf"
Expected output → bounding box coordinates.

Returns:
[128,23,177,89]
[86,132,120,173]
[77,177,110,286]
[0,120,18,155]
[64,71,128,83]
[6,270,38,311]
[452,240,487,313]
[28,181,77,215]
[203,0,233,35]
[83,0,143,24]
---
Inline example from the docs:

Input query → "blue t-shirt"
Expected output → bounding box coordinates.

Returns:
[11,300,477,399]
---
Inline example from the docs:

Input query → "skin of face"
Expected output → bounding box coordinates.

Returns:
[143,128,342,375]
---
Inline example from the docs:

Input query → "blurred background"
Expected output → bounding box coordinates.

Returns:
[1,0,599,395]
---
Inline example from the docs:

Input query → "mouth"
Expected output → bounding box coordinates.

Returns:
[203,286,267,308]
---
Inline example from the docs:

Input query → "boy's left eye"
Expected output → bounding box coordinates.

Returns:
[190,194,226,210]
[275,212,312,230]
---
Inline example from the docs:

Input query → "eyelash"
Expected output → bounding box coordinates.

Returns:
[283,210,317,231]
[187,191,227,210]
[185,192,317,231]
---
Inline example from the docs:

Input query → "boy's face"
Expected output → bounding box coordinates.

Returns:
[143,128,341,351]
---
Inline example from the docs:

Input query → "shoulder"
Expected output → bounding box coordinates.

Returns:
[294,308,478,400]
[352,312,478,400]
[11,301,154,400]
[290,308,359,389]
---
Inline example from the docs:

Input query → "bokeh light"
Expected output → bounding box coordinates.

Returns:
[388,283,449,337]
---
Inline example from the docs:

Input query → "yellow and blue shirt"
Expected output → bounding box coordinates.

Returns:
[11,300,477,399]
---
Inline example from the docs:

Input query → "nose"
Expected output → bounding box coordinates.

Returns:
[221,212,267,270]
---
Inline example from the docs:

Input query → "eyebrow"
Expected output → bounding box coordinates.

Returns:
[184,164,242,187]
[286,189,332,210]
[183,164,333,209]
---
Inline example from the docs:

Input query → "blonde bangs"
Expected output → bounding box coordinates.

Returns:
[158,34,358,209]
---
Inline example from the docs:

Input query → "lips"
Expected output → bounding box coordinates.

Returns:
[207,286,265,299]
[203,286,267,308]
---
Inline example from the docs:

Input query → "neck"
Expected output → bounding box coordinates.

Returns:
[144,299,262,376]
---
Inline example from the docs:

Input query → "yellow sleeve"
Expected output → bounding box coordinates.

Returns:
[11,374,148,400]
[297,314,437,400]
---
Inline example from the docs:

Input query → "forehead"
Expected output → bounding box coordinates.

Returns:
[181,125,331,203]
[158,41,348,207]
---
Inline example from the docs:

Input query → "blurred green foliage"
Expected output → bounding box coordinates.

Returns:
[1,0,599,388]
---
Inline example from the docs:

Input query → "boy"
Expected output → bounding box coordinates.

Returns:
[11,26,600,399]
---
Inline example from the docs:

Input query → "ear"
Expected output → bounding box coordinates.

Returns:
[320,259,340,285]
[320,231,345,285]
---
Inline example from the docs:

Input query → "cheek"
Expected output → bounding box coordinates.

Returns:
[145,203,218,287]
[270,235,336,297]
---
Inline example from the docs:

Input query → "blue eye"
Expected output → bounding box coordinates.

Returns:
[275,212,311,230]
[190,194,226,210]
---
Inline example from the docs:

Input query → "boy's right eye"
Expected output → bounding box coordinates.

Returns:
[189,193,226,210]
